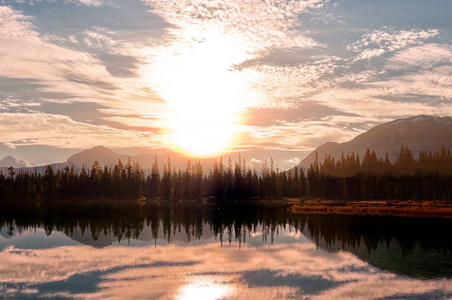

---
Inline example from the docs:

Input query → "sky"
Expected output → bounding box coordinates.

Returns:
[0,0,451,168]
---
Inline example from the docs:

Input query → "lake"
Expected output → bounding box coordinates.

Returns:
[0,201,451,299]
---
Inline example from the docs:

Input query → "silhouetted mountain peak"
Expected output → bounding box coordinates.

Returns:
[66,146,128,167]
[90,145,114,152]
[64,146,218,171]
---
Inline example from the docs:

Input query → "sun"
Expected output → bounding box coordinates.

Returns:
[148,28,253,157]
[170,110,236,157]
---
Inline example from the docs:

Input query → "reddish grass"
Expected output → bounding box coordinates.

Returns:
[291,204,452,218]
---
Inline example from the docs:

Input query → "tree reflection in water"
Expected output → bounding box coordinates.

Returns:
[0,201,451,279]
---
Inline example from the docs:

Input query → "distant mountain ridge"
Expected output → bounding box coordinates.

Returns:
[2,115,451,174]
[0,147,219,175]
[296,115,452,170]
[66,146,136,168]
[65,146,218,171]
[0,156,31,168]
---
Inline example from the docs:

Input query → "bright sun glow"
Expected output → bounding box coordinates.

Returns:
[148,27,255,157]
[176,277,234,300]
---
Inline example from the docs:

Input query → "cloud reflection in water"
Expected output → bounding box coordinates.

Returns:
[1,231,451,299]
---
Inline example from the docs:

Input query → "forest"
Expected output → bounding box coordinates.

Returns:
[0,145,451,203]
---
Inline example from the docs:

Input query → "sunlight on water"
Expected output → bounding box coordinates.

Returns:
[176,277,234,300]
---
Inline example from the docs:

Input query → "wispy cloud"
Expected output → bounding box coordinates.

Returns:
[284,157,300,165]
[312,87,452,118]
[0,5,168,151]
[388,43,452,69]
[242,118,364,151]
[143,0,324,53]
[247,56,340,108]
[348,28,439,61]
[0,6,117,98]
[0,113,158,149]
[74,0,104,7]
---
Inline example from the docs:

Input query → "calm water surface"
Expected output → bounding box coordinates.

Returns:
[0,202,451,299]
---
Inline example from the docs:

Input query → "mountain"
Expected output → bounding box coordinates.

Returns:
[0,146,220,175]
[66,145,218,171]
[67,146,132,168]
[4,115,450,174]
[296,115,452,170]
[0,156,31,168]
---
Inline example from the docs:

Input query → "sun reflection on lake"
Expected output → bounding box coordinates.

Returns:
[176,277,234,300]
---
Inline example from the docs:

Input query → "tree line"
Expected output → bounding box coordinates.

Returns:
[0,146,451,203]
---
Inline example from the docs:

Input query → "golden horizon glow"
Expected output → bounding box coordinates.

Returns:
[147,27,256,157]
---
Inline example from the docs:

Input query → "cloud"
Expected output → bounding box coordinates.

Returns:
[247,56,340,108]
[371,72,452,100]
[285,157,301,165]
[348,28,439,61]
[249,158,263,169]
[0,5,161,110]
[0,6,118,99]
[143,0,324,53]
[0,113,158,149]
[68,35,79,44]
[7,0,105,6]
[0,5,170,148]
[312,87,452,118]
[82,26,138,56]
[306,45,452,119]
[0,5,36,40]
[241,118,364,151]
[74,0,104,7]
[388,43,452,69]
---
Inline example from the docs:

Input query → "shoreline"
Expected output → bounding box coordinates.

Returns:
[291,203,452,218]
[5,198,452,218]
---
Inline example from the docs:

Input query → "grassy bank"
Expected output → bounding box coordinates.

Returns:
[291,203,452,218]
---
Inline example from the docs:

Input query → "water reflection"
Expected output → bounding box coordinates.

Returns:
[176,277,234,300]
[0,202,451,299]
